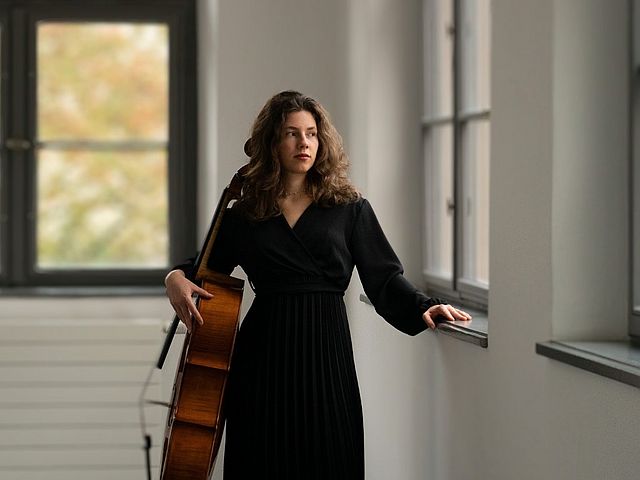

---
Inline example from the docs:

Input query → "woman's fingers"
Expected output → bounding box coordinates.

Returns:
[424,304,473,330]
[422,311,437,330]
[454,307,472,321]
[195,285,214,299]
[440,306,457,322]
[172,301,192,331]
[165,273,215,330]
[186,297,205,326]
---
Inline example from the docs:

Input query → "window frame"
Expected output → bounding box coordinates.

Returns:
[421,0,490,310]
[0,0,197,288]
[630,0,640,338]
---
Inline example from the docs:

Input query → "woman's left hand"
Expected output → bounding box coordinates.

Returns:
[423,304,472,330]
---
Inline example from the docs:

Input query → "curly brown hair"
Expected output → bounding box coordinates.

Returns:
[237,90,360,220]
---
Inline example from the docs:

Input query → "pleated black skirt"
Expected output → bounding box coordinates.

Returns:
[223,292,364,479]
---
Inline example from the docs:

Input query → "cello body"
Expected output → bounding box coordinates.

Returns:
[160,166,247,479]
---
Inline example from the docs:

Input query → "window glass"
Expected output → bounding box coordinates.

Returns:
[632,0,640,323]
[423,0,453,119]
[36,22,169,270]
[461,119,490,287]
[459,0,491,113]
[36,149,168,269]
[634,146,639,314]
[423,124,454,280]
[38,23,168,141]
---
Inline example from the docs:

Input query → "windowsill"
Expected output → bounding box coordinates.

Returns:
[0,286,166,297]
[536,340,640,389]
[359,294,488,348]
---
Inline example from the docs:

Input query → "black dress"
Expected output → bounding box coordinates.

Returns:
[175,198,440,480]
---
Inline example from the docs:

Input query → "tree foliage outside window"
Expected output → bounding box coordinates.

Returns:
[37,23,169,269]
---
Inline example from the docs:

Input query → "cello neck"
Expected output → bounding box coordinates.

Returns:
[193,166,247,281]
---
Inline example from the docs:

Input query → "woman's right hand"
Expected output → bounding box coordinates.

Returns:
[165,270,214,331]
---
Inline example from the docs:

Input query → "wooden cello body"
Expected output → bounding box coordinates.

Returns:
[160,166,247,479]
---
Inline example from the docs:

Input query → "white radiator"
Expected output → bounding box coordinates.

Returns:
[0,318,179,480]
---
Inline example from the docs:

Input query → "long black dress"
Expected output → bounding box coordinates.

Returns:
[175,197,440,480]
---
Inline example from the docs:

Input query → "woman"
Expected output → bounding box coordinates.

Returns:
[165,90,471,479]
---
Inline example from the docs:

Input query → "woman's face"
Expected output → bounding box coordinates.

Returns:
[276,110,319,176]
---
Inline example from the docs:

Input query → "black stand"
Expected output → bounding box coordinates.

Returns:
[156,316,180,369]
[139,316,180,480]
[144,434,152,480]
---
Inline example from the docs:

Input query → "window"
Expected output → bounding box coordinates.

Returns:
[422,0,491,308]
[631,0,640,337]
[0,0,196,288]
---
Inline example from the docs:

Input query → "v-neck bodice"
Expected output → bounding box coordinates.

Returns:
[280,201,314,230]
[280,199,314,229]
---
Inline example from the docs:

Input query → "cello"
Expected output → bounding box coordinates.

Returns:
[158,165,248,479]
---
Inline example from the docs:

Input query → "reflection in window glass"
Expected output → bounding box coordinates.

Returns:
[423,0,453,119]
[459,0,491,112]
[635,72,640,313]
[461,119,490,287]
[635,148,639,313]
[36,22,169,269]
[424,125,454,280]
[633,0,640,321]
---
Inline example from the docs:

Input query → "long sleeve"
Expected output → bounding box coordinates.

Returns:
[349,199,441,336]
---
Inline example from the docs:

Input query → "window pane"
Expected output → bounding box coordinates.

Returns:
[635,114,640,314]
[424,124,454,280]
[633,1,640,319]
[423,0,454,118]
[36,149,168,269]
[38,22,168,141]
[459,0,491,112]
[35,21,170,272]
[461,119,490,287]
[0,23,2,276]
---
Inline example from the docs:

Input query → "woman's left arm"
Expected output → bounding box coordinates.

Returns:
[350,199,471,334]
